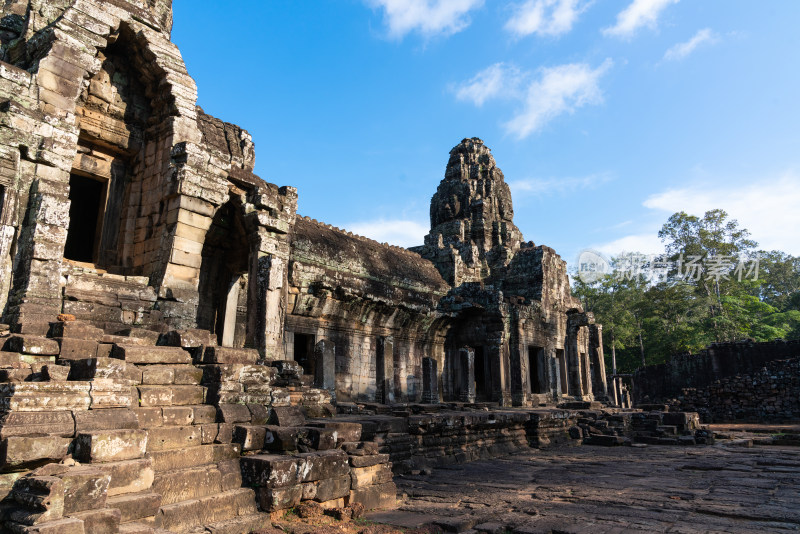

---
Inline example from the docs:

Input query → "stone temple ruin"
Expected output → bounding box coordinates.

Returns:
[0,1,753,533]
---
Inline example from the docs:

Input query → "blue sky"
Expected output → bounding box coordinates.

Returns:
[171,0,800,268]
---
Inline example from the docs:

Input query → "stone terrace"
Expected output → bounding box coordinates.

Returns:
[371,444,800,533]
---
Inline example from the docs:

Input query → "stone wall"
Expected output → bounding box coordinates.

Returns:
[671,357,800,423]
[634,339,800,404]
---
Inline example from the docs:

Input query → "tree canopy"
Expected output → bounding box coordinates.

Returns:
[573,210,799,374]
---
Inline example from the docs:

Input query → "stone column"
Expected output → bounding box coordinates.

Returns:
[547,349,562,400]
[376,336,395,404]
[564,322,584,398]
[589,324,608,399]
[458,347,475,403]
[249,251,288,360]
[314,339,336,402]
[421,357,439,404]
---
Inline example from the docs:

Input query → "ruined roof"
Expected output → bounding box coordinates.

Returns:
[290,217,450,307]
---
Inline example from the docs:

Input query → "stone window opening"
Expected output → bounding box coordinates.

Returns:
[63,173,108,264]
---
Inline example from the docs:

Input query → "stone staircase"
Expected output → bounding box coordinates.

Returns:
[0,318,344,533]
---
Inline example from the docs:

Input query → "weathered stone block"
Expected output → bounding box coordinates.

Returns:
[74,408,138,433]
[162,406,193,426]
[146,425,201,452]
[68,508,119,534]
[192,405,217,424]
[137,386,173,407]
[7,517,85,533]
[217,403,251,423]
[62,466,111,513]
[106,491,161,522]
[142,366,175,385]
[350,463,393,489]
[11,475,64,522]
[296,450,349,483]
[173,365,203,384]
[170,385,206,405]
[90,379,136,408]
[0,411,75,439]
[349,454,390,468]
[240,454,299,488]
[111,344,191,364]
[55,338,98,360]
[1,436,71,468]
[233,425,267,451]
[74,430,147,463]
[203,346,259,364]
[270,406,305,427]
[3,335,60,356]
[348,481,396,510]
[102,458,154,497]
[256,484,301,512]
[314,475,351,502]
[0,382,91,412]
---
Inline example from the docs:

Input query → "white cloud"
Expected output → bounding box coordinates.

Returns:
[366,0,484,39]
[663,28,718,61]
[602,0,678,39]
[455,63,522,106]
[642,174,800,254]
[345,219,429,248]
[509,172,612,196]
[594,173,800,257]
[504,0,591,38]
[504,59,613,138]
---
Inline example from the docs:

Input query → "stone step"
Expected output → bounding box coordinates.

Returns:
[201,512,271,534]
[140,365,204,385]
[108,491,162,522]
[202,346,259,364]
[152,465,223,505]
[2,334,60,356]
[54,337,100,360]
[101,458,155,497]
[48,320,104,340]
[118,521,155,534]
[154,488,258,532]
[0,351,23,366]
[74,429,148,463]
[146,426,202,452]
[112,345,191,365]
[137,385,207,407]
[148,444,238,472]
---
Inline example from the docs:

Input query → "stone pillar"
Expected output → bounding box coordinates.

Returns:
[457,347,475,403]
[548,349,562,400]
[314,339,336,402]
[251,252,286,360]
[589,324,608,399]
[421,357,439,404]
[564,324,583,398]
[376,336,395,404]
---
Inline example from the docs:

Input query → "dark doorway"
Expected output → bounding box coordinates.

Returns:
[528,346,544,394]
[64,174,105,263]
[474,346,492,401]
[293,333,315,376]
[196,201,251,346]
